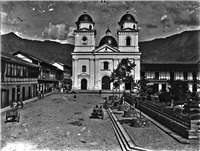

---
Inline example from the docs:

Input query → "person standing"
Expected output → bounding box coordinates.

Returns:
[103,97,107,108]
[73,94,76,101]
[37,89,41,99]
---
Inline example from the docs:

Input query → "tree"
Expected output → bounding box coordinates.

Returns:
[168,80,189,108]
[133,77,150,100]
[148,85,158,95]
[132,76,150,117]
[111,60,150,127]
[110,58,136,95]
[158,92,171,105]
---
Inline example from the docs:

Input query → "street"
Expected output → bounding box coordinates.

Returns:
[1,93,121,151]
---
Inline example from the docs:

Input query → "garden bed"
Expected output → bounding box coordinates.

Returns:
[112,108,199,150]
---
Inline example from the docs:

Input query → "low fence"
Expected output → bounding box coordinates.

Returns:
[124,93,190,139]
[139,102,189,139]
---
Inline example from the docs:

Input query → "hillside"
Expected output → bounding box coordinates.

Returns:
[1,30,199,66]
[139,30,200,63]
[1,33,74,67]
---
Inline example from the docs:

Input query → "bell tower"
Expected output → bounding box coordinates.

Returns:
[117,11,139,52]
[74,11,96,52]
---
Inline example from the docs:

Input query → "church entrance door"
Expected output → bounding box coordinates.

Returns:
[102,76,110,90]
[81,79,87,90]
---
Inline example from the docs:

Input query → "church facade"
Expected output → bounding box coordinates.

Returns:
[72,11,141,90]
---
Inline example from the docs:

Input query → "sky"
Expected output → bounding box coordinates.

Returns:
[1,0,200,45]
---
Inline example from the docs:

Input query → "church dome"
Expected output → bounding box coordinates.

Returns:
[99,36,118,47]
[120,13,136,22]
[77,12,93,22]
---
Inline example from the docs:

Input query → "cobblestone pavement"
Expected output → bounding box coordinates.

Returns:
[1,93,121,151]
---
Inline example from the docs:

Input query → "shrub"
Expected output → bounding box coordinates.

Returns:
[130,117,150,128]
[158,92,171,104]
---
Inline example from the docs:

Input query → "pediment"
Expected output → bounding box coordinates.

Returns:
[78,72,90,78]
[92,44,120,53]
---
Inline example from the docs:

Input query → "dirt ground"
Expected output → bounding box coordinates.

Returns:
[1,93,121,151]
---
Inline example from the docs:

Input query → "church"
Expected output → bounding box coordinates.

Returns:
[72,11,141,91]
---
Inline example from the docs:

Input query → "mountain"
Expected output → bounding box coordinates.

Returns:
[1,33,74,67]
[1,30,199,66]
[139,30,200,63]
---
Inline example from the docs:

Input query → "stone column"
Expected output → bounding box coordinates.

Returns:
[94,58,99,90]
[72,59,75,90]
[89,59,94,90]
[113,59,118,70]
[159,84,162,92]
[134,59,140,81]
[73,59,78,90]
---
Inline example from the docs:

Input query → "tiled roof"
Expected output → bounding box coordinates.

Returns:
[1,52,40,68]
[141,63,199,71]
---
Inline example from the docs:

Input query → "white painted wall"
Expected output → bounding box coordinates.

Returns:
[118,33,139,47]
[72,14,141,90]
[124,22,137,29]
[80,23,93,29]
[72,52,141,90]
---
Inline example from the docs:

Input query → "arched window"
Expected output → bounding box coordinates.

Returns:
[89,25,92,30]
[82,36,87,45]
[133,25,135,29]
[126,37,131,46]
[103,62,109,70]
[82,65,86,72]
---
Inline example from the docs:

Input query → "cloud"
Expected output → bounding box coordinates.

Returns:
[42,23,75,44]
[160,18,171,28]
[160,18,170,25]
[1,12,8,22]
[174,13,200,26]
[161,15,167,21]
[42,23,69,40]
[146,24,158,29]
[164,5,181,16]
[1,11,21,25]
[66,27,75,44]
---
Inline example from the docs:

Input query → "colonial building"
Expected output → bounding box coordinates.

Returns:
[72,11,141,90]
[51,61,72,89]
[1,52,40,108]
[13,51,63,93]
[141,63,200,92]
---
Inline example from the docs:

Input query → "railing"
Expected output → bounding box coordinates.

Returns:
[123,93,191,139]
[124,93,190,127]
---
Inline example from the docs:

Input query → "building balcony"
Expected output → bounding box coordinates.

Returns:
[145,77,199,83]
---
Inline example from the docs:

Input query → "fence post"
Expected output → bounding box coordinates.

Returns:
[189,107,191,129]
